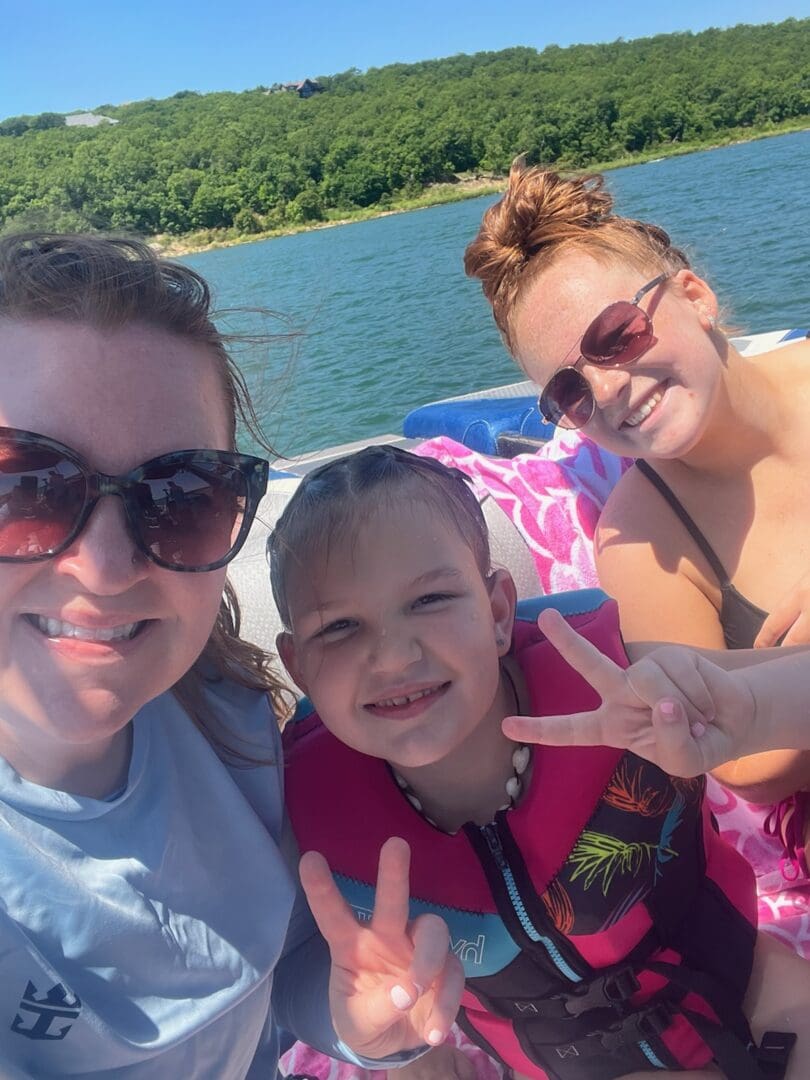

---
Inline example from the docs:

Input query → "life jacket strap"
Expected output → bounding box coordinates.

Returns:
[485,931,661,1023]
[534,998,785,1079]
[522,996,676,1063]
[755,1031,797,1080]
[685,1011,795,1080]
[563,960,797,1080]
[597,1000,675,1052]
[646,960,751,1039]
[487,962,642,1022]
[562,962,640,1018]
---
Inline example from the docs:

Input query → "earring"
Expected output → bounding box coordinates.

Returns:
[496,635,506,647]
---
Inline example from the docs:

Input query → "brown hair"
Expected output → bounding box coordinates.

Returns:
[464,160,690,354]
[0,232,294,749]
[268,445,491,630]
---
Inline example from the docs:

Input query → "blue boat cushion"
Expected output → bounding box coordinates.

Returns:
[403,396,556,455]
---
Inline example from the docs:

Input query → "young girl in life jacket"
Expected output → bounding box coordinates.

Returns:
[271,445,809,1080]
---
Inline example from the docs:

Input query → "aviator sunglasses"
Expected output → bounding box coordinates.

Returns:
[538,273,669,429]
[0,428,269,572]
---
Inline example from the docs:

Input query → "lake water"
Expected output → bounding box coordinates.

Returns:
[185,130,810,457]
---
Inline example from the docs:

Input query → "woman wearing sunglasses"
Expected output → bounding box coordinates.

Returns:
[465,162,810,954]
[0,233,463,1077]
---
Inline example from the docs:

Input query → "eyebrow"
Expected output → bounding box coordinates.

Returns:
[294,567,463,620]
[410,567,463,588]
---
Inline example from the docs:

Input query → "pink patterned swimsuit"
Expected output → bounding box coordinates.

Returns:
[707,780,810,959]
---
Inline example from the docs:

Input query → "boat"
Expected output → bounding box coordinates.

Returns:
[228,329,808,653]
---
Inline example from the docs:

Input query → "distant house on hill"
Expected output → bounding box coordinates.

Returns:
[269,79,324,99]
[65,112,119,127]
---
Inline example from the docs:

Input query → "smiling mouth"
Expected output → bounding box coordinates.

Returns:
[368,682,450,709]
[25,615,148,642]
[622,384,667,428]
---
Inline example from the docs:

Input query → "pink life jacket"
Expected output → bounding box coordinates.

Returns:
[284,591,790,1079]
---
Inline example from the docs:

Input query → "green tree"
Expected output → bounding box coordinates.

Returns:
[0,18,806,237]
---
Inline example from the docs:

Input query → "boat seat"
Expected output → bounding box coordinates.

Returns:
[403,395,555,456]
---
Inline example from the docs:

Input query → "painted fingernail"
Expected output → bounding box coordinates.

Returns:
[427,1029,444,1045]
[412,982,425,997]
[390,984,414,1010]
[691,721,706,738]
[659,700,677,716]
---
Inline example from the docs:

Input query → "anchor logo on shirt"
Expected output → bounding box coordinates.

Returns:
[11,981,82,1040]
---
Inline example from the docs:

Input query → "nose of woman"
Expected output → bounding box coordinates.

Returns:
[581,361,633,414]
[54,497,150,595]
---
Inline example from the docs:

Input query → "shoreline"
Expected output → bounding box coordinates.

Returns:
[153,121,809,258]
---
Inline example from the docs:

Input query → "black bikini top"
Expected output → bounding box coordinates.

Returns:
[634,460,768,650]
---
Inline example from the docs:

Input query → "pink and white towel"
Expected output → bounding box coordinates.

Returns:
[706,779,810,959]
[415,429,631,594]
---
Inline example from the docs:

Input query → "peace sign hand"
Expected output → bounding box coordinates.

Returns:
[299,836,464,1061]
[502,608,758,777]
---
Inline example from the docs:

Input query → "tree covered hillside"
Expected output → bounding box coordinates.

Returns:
[0,19,807,238]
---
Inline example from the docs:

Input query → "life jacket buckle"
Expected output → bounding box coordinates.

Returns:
[564,964,640,1017]
[599,1001,674,1051]
[756,1031,797,1079]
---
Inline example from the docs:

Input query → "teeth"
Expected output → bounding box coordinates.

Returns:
[624,388,664,428]
[375,686,440,708]
[33,616,140,642]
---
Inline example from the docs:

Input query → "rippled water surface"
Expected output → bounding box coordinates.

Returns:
[185,131,809,456]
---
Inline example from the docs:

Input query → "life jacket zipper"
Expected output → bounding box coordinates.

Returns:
[481,822,582,983]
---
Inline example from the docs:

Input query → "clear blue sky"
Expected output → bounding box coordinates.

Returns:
[1,0,806,120]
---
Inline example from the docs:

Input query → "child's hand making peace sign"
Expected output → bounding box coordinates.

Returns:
[300,836,464,1063]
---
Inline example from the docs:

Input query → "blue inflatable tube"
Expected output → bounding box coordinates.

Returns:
[402,395,556,455]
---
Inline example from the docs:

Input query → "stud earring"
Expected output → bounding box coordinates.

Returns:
[496,635,506,647]
[705,312,717,331]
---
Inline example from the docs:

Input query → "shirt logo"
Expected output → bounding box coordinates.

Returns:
[11,981,82,1041]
